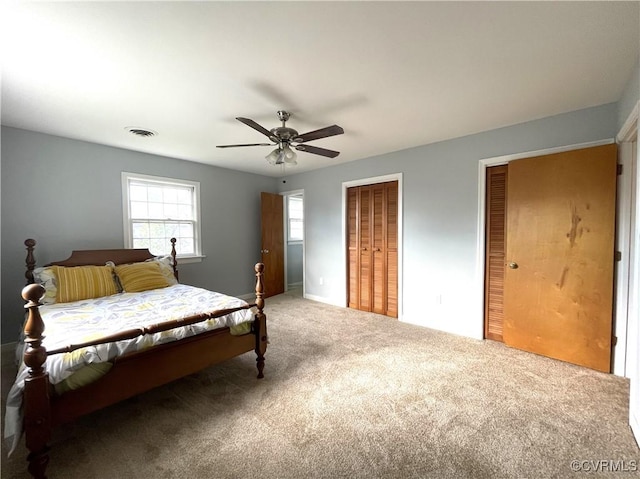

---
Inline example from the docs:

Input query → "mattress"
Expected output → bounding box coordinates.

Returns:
[4,283,256,454]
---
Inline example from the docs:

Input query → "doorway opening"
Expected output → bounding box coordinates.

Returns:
[284,190,304,297]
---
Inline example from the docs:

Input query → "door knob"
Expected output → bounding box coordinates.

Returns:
[263,249,269,254]
[508,262,518,269]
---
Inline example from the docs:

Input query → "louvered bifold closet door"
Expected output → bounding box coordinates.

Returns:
[385,181,398,318]
[372,184,386,314]
[347,188,360,309]
[358,186,372,311]
[484,165,507,341]
[347,181,398,318]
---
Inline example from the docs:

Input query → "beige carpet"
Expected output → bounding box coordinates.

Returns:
[2,290,638,478]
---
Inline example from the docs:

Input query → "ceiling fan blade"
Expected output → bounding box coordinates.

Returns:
[236,117,274,139]
[293,125,344,143]
[294,144,340,158]
[216,143,272,148]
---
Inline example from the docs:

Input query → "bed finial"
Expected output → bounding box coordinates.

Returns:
[254,263,264,312]
[22,284,46,374]
[25,238,36,285]
[170,237,179,281]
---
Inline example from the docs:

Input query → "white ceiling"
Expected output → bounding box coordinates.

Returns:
[1,1,638,177]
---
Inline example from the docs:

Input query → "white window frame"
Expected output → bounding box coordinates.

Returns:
[121,172,204,263]
[287,194,304,243]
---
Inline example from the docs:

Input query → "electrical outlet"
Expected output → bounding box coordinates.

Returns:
[319,277,324,286]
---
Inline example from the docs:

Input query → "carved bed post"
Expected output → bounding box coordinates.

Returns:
[22,283,51,479]
[170,237,179,282]
[253,263,267,379]
[25,239,36,285]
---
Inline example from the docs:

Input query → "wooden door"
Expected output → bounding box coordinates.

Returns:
[359,186,372,310]
[347,187,359,309]
[503,144,617,372]
[385,182,399,317]
[260,192,284,298]
[347,181,398,317]
[484,165,508,341]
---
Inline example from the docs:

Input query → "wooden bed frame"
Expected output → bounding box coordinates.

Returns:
[18,238,268,479]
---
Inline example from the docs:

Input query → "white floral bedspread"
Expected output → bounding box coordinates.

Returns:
[4,284,256,454]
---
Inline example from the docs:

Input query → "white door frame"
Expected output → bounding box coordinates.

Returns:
[617,101,639,444]
[342,173,404,319]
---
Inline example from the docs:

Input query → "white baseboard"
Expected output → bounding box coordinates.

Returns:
[304,293,346,307]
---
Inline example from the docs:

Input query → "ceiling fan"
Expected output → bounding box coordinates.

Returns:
[216,110,344,166]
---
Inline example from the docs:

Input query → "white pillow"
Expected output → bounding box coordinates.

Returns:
[33,266,57,304]
[145,255,178,285]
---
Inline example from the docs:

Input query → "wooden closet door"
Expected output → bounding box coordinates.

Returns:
[358,186,372,311]
[347,181,398,317]
[372,184,386,314]
[503,144,617,372]
[386,181,398,318]
[484,166,507,341]
[347,188,359,309]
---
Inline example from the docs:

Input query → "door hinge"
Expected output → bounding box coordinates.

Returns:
[615,251,622,262]
[612,335,618,346]
[617,164,623,175]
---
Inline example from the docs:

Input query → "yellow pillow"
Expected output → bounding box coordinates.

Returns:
[52,265,118,303]
[115,262,170,293]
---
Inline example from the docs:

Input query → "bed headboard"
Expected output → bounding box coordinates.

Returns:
[25,238,179,284]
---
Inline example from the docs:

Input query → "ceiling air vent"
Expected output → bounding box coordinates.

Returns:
[125,127,157,138]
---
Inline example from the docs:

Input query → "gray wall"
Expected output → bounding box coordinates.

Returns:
[1,127,277,343]
[287,242,303,285]
[278,103,619,339]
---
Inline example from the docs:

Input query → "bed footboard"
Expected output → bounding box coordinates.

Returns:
[18,239,268,479]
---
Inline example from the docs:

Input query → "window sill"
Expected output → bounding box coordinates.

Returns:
[175,255,206,264]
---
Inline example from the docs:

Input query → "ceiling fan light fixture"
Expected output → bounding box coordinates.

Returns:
[283,144,297,164]
[265,148,281,165]
[284,154,297,166]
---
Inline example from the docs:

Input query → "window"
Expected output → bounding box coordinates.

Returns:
[122,172,202,259]
[288,195,304,242]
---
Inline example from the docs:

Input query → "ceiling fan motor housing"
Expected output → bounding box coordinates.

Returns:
[270,126,299,143]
